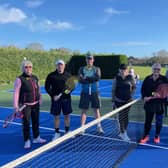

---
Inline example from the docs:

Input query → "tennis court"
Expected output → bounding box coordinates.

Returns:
[0,80,168,167]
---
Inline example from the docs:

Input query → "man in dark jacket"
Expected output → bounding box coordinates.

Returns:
[45,60,73,140]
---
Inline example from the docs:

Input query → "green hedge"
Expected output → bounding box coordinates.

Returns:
[67,55,127,79]
[0,47,127,83]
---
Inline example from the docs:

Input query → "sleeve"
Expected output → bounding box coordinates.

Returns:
[44,74,54,98]
[13,78,21,109]
[141,77,148,98]
[78,67,90,84]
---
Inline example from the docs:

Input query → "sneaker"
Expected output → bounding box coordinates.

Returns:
[33,136,46,144]
[52,132,61,141]
[97,126,104,134]
[119,132,130,141]
[140,135,149,144]
[154,136,160,144]
[24,139,31,149]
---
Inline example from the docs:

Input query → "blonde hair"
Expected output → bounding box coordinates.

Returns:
[21,60,33,72]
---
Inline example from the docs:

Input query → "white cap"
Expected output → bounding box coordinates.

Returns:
[55,60,65,65]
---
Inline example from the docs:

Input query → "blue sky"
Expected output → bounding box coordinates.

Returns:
[0,0,168,57]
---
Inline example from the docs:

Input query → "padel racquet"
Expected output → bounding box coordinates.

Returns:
[3,105,26,128]
[56,76,77,100]
[152,83,168,99]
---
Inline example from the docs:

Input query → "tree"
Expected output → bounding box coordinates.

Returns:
[26,42,44,51]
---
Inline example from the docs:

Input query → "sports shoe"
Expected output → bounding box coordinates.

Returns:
[33,136,46,144]
[140,135,149,144]
[52,132,61,141]
[24,139,31,149]
[119,132,130,141]
[97,126,104,134]
[154,136,160,144]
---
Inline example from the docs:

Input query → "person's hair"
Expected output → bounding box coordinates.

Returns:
[21,60,33,72]
[152,63,161,70]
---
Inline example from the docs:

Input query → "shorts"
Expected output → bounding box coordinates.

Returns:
[51,98,72,116]
[79,92,101,109]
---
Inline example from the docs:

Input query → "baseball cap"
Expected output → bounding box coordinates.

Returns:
[119,64,128,70]
[86,54,94,59]
[55,60,65,65]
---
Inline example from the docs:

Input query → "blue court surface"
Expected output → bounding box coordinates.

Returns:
[1,80,168,167]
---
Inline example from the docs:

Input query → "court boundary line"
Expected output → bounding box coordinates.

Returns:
[0,105,168,127]
[0,119,168,150]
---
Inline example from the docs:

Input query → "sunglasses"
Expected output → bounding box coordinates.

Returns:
[153,68,160,71]
[25,66,32,69]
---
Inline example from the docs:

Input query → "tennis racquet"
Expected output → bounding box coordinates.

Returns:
[2,105,26,128]
[54,76,77,101]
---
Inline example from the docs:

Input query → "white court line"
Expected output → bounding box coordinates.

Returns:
[1,105,168,127]
[0,119,168,150]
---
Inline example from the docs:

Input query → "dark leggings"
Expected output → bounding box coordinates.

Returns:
[144,110,163,136]
[22,104,40,141]
[115,101,131,133]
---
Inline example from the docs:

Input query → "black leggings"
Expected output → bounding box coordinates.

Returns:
[144,103,164,137]
[144,111,163,136]
[22,104,40,141]
[115,101,131,133]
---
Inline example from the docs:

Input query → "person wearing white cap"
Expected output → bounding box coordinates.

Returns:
[140,63,168,144]
[45,59,73,140]
[13,60,46,149]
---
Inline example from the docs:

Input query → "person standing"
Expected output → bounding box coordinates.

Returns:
[13,60,46,149]
[140,63,167,144]
[112,64,136,141]
[78,54,104,134]
[129,67,140,84]
[45,60,73,140]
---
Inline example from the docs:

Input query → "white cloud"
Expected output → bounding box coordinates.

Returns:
[24,16,74,32]
[26,0,44,8]
[0,4,27,24]
[111,41,152,46]
[104,7,129,15]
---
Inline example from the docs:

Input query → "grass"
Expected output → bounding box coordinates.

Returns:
[0,85,167,125]
[132,66,167,80]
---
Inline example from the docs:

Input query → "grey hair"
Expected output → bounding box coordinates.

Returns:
[21,60,33,72]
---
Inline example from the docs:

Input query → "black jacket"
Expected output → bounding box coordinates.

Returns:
[45,70,71,100]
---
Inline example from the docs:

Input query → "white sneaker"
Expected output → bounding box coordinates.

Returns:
[33,136,46,144]
[52,132,61,141]
[119,132,130,141]
[97,126,104,134]
[24,139,31,149]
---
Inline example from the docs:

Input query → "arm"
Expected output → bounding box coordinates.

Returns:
[44,75,54,98]
[13,78,21,111]
[86,67,101,83]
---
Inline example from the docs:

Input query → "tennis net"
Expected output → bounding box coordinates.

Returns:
[2,98,141,168]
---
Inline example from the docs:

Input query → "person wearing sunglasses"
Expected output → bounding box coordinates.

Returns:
[140,63,168,144]
[13,60,46,149]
